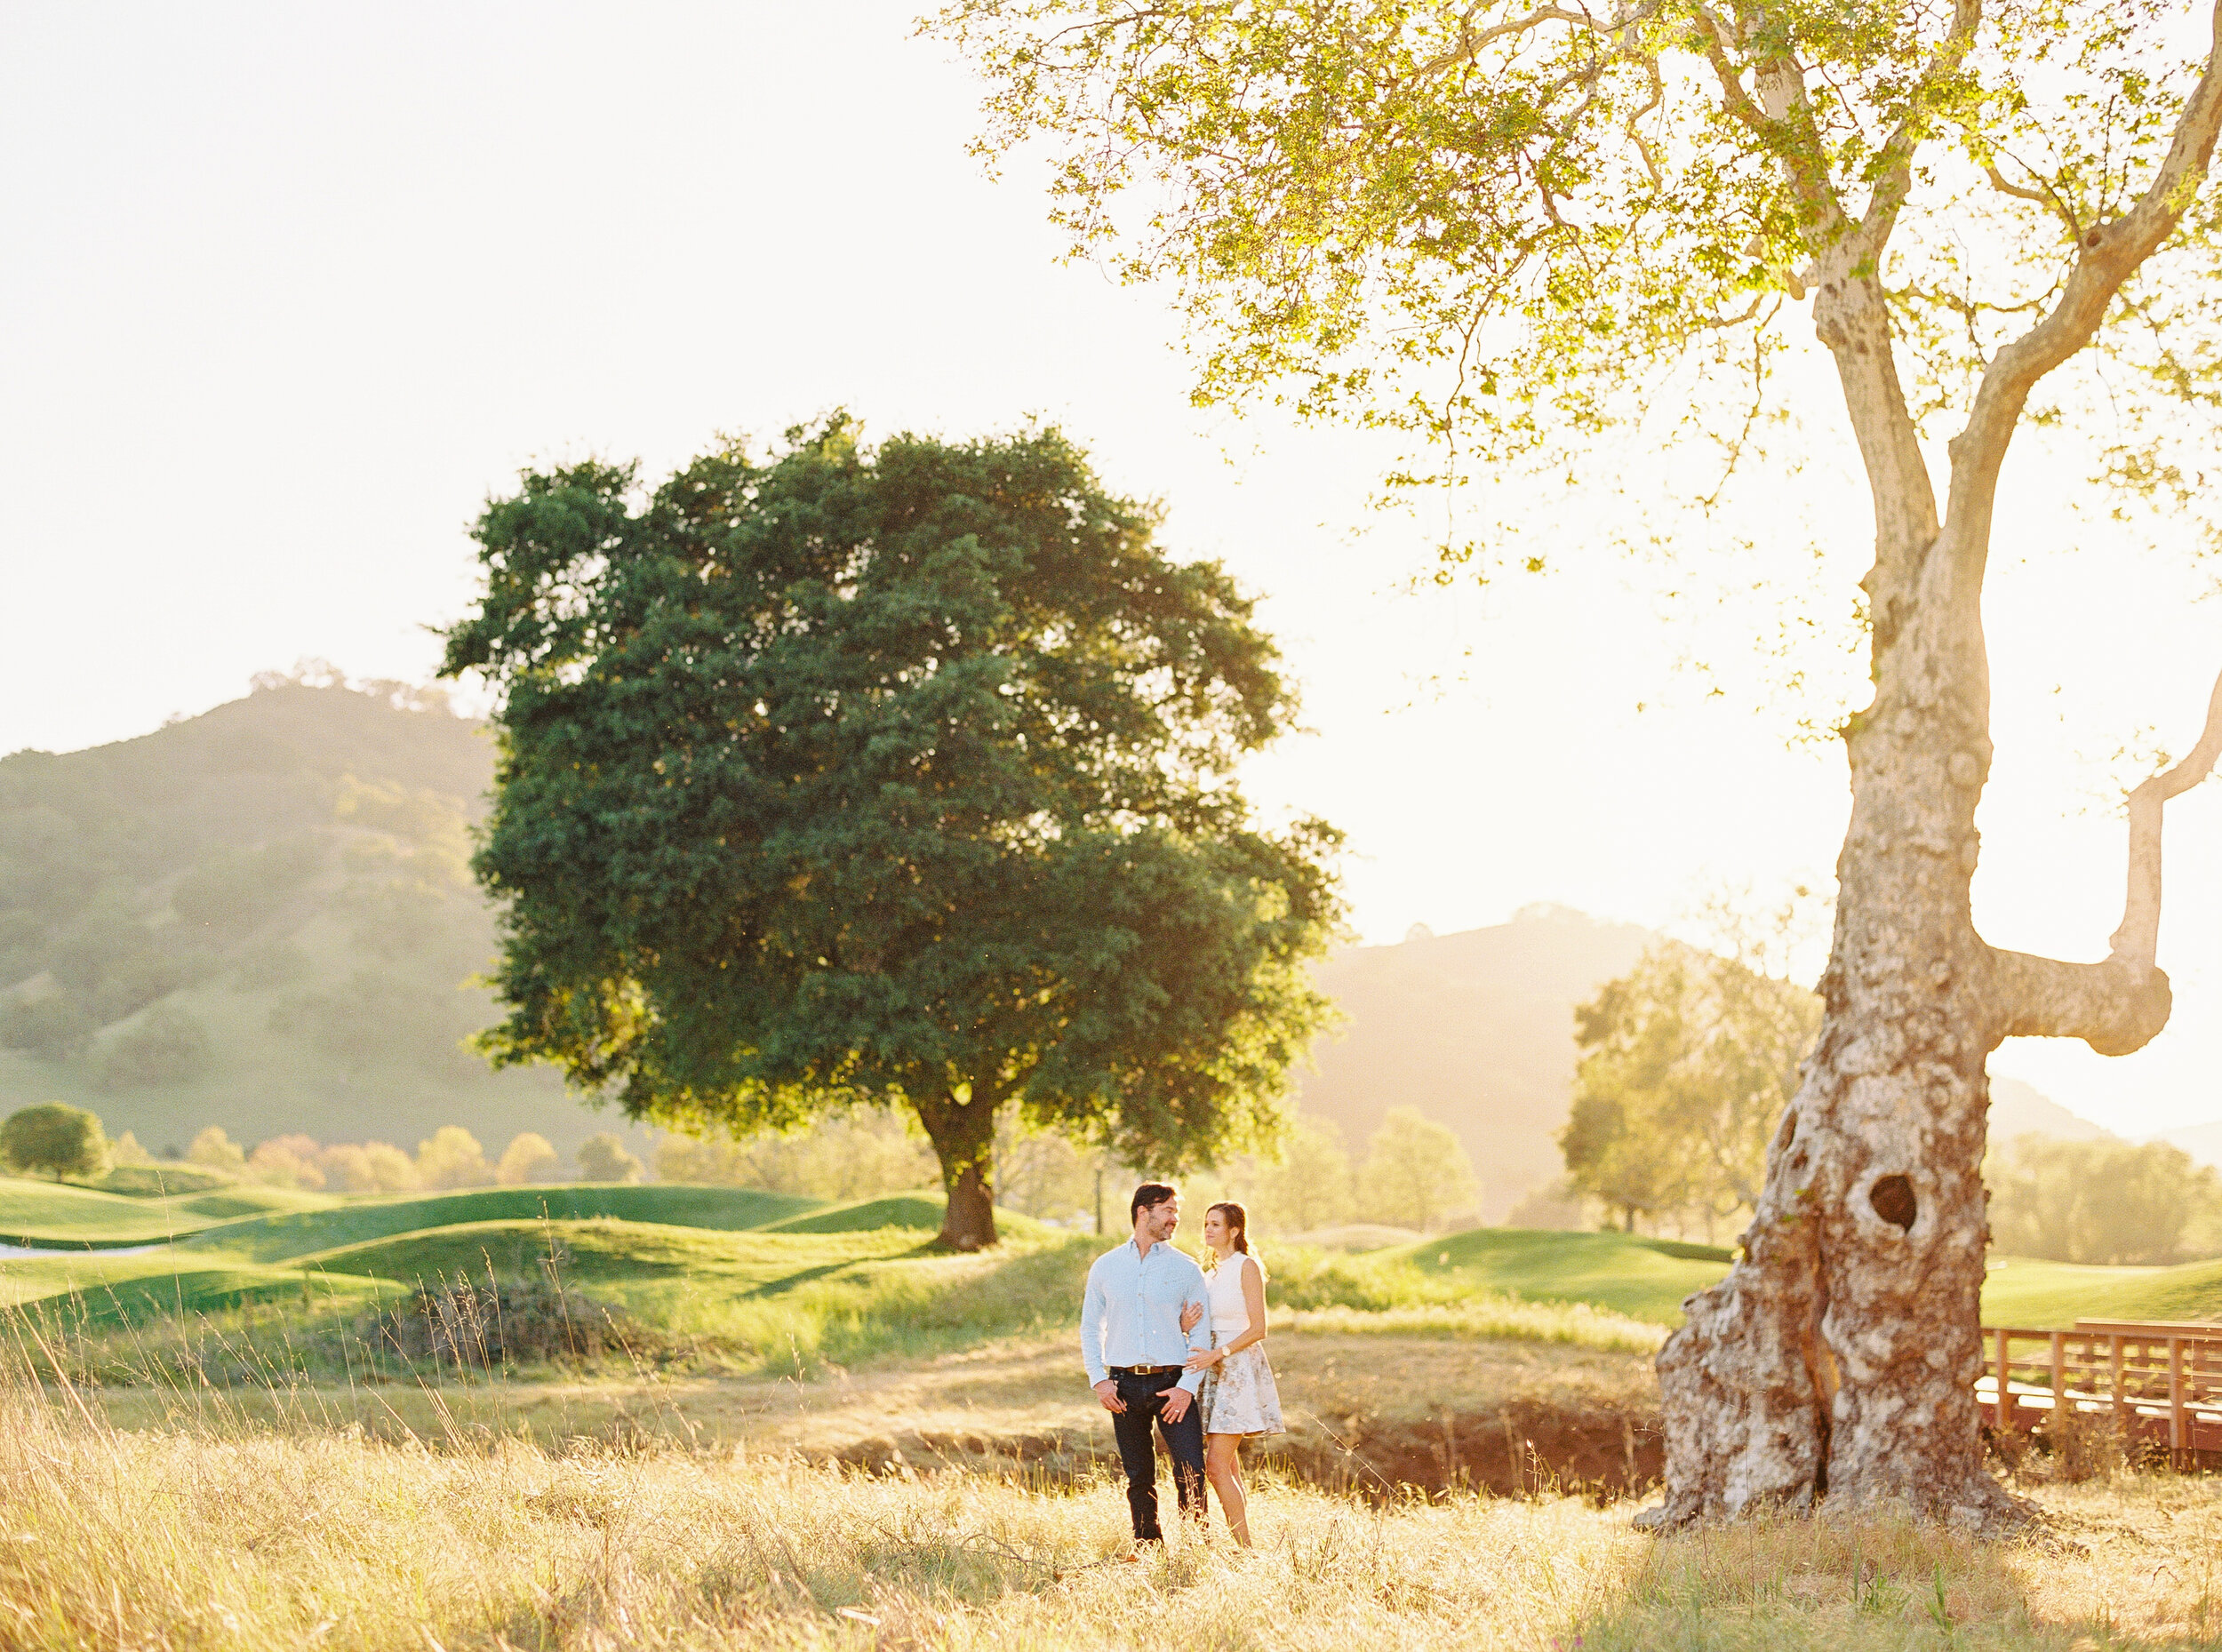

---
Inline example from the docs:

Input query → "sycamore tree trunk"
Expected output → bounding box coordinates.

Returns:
[914,1091,998,1251]
[1645,43,2222,1528]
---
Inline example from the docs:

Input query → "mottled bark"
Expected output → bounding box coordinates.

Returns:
[1647,6,2222,1531]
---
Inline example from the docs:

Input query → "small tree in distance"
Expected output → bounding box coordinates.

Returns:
[1356,1108,1477,1233]
[442,420,1344,1251]
[415,1127,492,1190]
[1245,1118,1356,1236]
[577,1133,643,1185]
[497,1133,561,1186]
[0,1103,110,1183]
[1562,942,1821,1239]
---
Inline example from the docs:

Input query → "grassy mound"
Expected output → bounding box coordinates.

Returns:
[1381,1226,1734,1325]
[0,1177,222,1247]
[1294,1223,1424,1251]
[89,1165,237,1198]
[176,1184,826,1263]
[169,1185,337,1221]
[759,1192,1046,1236]
[1980,1254,2222,1328]
[292,1218,895,1291]
[16,1265,390,1329]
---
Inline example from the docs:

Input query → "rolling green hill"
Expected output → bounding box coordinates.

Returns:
[7,1184,2222,1375]
[172,1184,824,1264]
[0,679,649,1161]
[0,1177,242,1247]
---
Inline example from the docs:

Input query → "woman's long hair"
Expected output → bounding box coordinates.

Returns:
[1205,1201,1260,1274]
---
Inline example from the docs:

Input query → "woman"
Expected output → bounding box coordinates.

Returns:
[1184,1200,1283,1546]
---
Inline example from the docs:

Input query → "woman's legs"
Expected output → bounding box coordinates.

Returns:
[1204,1433,1251,1545]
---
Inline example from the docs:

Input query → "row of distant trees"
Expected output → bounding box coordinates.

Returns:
[0,1095,1478,1239]
[654,1105,1481,1238]
[0,1103,646,1190]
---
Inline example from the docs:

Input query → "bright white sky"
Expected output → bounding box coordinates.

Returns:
[4,3,2218,1137]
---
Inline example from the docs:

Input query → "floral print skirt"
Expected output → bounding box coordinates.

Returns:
[1200,1345,1284,1437]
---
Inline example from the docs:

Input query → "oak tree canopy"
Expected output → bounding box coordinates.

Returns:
[442,421,1342,1251]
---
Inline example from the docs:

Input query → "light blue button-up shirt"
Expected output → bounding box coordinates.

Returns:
[1081,1237,1211,1395]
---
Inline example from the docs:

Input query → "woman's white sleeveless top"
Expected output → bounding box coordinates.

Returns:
[1207,1254,1252,1342]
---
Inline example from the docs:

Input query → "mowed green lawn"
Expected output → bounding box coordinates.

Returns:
[0,1177,332,1246]
[7,1169,2222,1365]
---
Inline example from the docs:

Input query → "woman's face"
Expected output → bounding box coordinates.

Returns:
[1203,1208,1228,1248]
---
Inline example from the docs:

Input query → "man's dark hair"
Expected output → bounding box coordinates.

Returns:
[1131,1182,1178,1222]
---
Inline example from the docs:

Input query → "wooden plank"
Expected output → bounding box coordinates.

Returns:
[1995,1326,2013,1431]
[2075,1320,2222,1339]
[2171,1337,2186,1464]
[2050,1329,2065,1421]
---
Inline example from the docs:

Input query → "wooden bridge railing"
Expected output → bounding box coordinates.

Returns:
[1979,1321,2222,1464]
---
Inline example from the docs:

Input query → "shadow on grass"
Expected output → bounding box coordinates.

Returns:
[1571,1499,2217,1650]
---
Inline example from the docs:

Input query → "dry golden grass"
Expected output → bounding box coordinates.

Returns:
[84,1326,1659,1493]
[9,1359,2222,1650]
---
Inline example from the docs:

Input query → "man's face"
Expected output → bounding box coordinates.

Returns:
[1142,1193,1180,1241]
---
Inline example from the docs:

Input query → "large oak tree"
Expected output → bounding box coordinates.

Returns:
[935,0,2222,1523]
[441,421,1342,1250]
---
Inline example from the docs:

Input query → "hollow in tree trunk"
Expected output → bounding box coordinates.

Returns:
[915,1091,998,1251]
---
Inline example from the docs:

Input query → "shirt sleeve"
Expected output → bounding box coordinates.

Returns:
[1177,1266,1211,1394]
[1080,1258,1110,1387]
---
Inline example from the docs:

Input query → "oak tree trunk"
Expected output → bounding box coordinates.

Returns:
[915,1092,998,1251]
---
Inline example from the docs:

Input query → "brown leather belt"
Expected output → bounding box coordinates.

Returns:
[1111,1364,1178,1377]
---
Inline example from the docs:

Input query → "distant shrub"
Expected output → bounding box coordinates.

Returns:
[98,1003,215,1089]
[655,1113,931,1201]
[246,1134,326,1191]
[315,1140,422,1193]
[188,1126,248,1173]
[0,1102,111,1182]
[416,1126,494,1189]
[497,1133,561,1186]
[364,1279,646,1369]
[577,1133,643,1185]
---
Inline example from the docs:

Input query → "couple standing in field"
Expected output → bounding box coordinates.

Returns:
[1080,1183,1283,1551]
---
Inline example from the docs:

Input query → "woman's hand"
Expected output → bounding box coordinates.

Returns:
[1183,1347,1222,1373]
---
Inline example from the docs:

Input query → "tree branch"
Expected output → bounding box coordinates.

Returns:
[2111,664,2222,969]
[1988,950,2172,1057]
[1850,0,1983,258]
[1953,3,2222,486]
[1988,666,2222,1060]
[1410,1,1662,82]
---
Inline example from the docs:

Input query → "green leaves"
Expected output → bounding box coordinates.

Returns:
[444,421,1344,1212]
[933,0,2222,562]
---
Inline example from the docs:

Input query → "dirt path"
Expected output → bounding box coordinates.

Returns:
[92,1329,1664,1496]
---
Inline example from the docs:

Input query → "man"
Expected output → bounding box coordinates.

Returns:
[1081,1182,1211,1548]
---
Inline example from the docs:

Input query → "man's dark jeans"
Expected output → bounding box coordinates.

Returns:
[1109,1368,1206,1540]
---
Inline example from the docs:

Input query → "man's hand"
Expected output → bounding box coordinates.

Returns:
[1159,1386,1194,1423]
[1093,1379,1126,1413]
[1179,1299,1203,1335]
